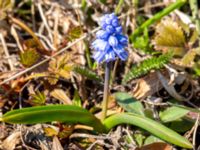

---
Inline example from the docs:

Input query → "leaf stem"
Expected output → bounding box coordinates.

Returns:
[115,0,124,14]
[84,41,93,69]
[10,17,45,50]
[189,0,200,46]
[101,62,112,121]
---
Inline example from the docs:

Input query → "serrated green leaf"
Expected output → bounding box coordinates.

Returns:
[98,0,106,4]
[0,0,13,20]
[134,133,145,147]
[73,66,102,82]
[48,54,74,84]
[24,38,39,49]
[19,48,40,67]
[67,26,82,41]
[103,113,192,148]
[169,118,194,133]
[1,105,105,133]
[122,53,172,84]
[189,29,198,45]
[181,49,196,66]
[152,19,186,56]
[159,106,189,123]
[29,91,46,106]
[115,92,144,116]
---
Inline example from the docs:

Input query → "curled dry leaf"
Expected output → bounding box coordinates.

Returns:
[136,142,172,150]
[50,88,72,104]
[48,53,74,84]
[44,126,59,137]
[52,136,64,150]
[2,131,21,150]
[67,26,83,41]
[152,18,186,56]
[133,71,163,99]
[157,71,193,101]
[19,48,41,67]
[181,48,198,67]
[171,48,198,68]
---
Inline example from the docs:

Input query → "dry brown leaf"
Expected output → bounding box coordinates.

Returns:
[58,125,74,139]
[50,88,72,104]
[52,136,64,150]
[171,58,192,68]
[44,126,59,137]
[2,131,21,150]
[133,72,163,99]
[136,142,172,150]
[39,140,49,150]
[0,71,17,80]
[48,53,74,84]
[157,71,192,101]
[181,49,196,67]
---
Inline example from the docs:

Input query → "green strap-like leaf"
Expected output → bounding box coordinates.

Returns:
[159,106,189,123]
[1,105,105,133]
[103,113,192,148]
[115,92,145,116]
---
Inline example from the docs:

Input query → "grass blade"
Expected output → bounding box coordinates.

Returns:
[159,106,189,123]
[115,92,145,116]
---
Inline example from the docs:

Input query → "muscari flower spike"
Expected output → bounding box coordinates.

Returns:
[92,13,128,63]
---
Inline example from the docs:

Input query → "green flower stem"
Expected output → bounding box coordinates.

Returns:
[101,62,112,121]
[110,58,119,86]
[130,0,186,42]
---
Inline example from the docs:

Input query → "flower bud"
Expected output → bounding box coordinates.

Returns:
[96,30,110,40]
[106,25,115,34]
[108,36,119,47]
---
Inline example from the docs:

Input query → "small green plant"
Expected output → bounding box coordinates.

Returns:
[19,48,40,67]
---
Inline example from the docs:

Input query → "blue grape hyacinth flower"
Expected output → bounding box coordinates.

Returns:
[92,13,128,63]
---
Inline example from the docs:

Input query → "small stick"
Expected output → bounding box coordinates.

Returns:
[0,34,14,70]
[37,3,54,44]
[192,114,199,148]
[70,133,111,140]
